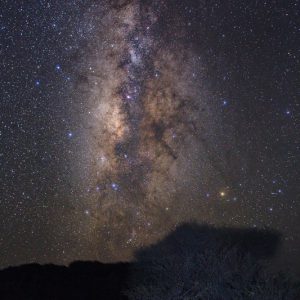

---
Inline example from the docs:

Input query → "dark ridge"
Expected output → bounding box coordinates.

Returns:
[0,223,298,300]
[0,262,129,300]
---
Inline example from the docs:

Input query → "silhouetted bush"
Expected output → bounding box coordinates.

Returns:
[124,223,298,300]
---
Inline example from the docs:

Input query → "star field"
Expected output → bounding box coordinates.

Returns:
[0,0,299,273]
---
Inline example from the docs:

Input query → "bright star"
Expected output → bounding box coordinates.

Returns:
[220,191,226,197]
[111,183,119,191]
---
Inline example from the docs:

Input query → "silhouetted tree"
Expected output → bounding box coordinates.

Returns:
[124,223,298,300]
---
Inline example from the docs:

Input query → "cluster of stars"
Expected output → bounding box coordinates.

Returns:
[0,0,298,272]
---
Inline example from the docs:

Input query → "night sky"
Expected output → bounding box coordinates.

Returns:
[0,0,299,273]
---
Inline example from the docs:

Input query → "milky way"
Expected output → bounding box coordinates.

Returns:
[73,1,229,261]
[1,0,298,271]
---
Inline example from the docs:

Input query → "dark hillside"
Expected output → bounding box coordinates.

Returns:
[0,224,298,300]
[0,261,129,300]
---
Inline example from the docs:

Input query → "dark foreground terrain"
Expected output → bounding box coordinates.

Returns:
[0,224,299,299]
[0,261,129,300]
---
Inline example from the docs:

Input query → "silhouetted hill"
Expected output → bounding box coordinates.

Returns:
[0,261,129,300]
[0,223,298,299]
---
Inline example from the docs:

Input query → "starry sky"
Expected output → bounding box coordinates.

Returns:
[0,0,299,272]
